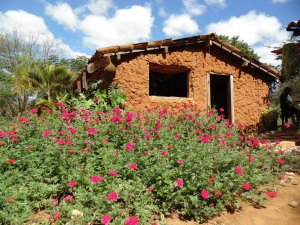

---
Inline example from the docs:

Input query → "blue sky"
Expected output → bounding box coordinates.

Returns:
[0,0,299,65]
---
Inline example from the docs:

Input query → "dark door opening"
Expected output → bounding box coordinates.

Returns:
[210,74,232,121]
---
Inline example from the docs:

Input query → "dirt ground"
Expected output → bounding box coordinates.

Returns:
[166,174,300,225]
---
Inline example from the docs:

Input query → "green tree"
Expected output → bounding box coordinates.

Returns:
[67,55,88,73]
[0,29,63,115]
[217,35,260,60]
[29,64,75,102]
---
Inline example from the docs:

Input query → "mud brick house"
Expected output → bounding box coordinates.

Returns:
[76,33,280,129]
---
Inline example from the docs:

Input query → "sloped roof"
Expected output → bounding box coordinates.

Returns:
[90,33,280,78]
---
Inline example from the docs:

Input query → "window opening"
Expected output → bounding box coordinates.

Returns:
[149,64,189,97]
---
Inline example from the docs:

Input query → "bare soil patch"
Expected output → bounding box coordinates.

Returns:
[166,174,300,225]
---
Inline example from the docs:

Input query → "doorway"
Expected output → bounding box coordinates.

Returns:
[209,74,234,122]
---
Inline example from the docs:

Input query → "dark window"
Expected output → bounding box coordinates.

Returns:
[149,64,189,97]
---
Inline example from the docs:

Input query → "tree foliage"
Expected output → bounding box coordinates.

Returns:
[217,35,260,61]
[29,64,75,102]
[0,29,86,116]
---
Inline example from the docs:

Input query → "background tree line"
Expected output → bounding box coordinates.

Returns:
[0,29,88,117]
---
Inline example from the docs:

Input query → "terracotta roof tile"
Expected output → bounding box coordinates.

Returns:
[90,33,280,78]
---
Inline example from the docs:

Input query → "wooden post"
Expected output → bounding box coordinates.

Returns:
[77,80,82,93]
[82,72,88,90]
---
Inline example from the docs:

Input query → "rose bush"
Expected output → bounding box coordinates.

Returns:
[0,104,294,224]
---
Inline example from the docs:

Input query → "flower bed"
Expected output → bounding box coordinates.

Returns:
[0,104,293,224]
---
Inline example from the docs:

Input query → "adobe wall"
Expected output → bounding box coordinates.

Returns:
[93,45,271,128]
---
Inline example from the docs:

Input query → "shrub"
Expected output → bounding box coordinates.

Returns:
[0,104,293,224]
[262,108,279,131]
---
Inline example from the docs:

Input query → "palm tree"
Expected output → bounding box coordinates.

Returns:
[29,64,76,103]
[10,64,34,115]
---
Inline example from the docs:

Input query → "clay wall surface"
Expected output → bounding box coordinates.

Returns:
[92,45,271,128]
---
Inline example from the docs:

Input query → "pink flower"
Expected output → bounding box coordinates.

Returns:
[30,108,38,113]
[176,179,184,187]
[278,149,285,155]
[208,109,215,116]
[101,214,111,225]
[142,150,149,155]
[279,174,286,181]
[248,155,255,163]
[214,190,223,196]
[107,192,118,202]
[11,137,20,142]
[174,134,180,139]
[67,180,78,188]
[220,108,224,112]
[155,120,162,129]
[68,126,77,134]
[63,195,73,202]
[87,128,98,135]
[124,216,139,225]
[129,163,138,170]
[53,212,61,220]
[25,145,33,149]
[42,129,51,139]
[201,189,210,199]
[196,129,202,134]
[126,142,136,151]
[147,187,154,191]
[266,191,277,198]
[55,101,64,107]
[242,182,251,191]
[198,134,212,143]
[68,149,76,154]
[18,117,30,124]
[90,175,104,183]
[161,150,168,156]
[159,108,168,117]
[177,159,184,164]
[144,134,152,139]
[284,123,291,128]
[276,158,285,165]
[7,159,16,163]
[108,170,118,177]
[52,198,58,207]
[235,166,244,175]
[125,112,134,124]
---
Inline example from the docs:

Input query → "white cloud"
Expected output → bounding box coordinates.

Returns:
[79,5,154,48]
[206,11,288,45]
[85,0,114,15]
[45,2,79,31]
[0,10,86,58]
[182,0,206,16]
[206,11,289,66]
[159,7,167,17]
[254,45,281,66]
[205,0,226,7]
[44,1,154,49]
[163,14,199,37]
[0,10,50,37]
[272,0,290,3]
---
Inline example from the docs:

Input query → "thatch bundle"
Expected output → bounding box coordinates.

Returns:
[104,56,116,73]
